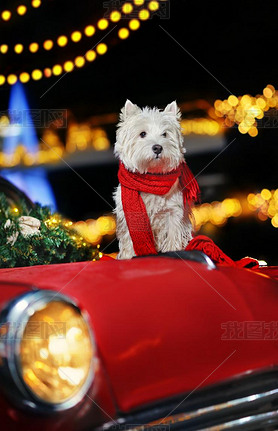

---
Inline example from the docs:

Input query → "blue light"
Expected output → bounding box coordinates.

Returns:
[1,82,57,209]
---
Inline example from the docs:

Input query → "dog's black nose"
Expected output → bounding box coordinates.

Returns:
[152,144,163,155]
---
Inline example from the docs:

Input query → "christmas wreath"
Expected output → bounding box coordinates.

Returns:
[0,193,100,268]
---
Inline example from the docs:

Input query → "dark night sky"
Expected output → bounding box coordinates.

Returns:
[0,0,277,262]
[0,0,277,113]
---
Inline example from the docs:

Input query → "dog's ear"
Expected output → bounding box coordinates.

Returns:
[164,101,181,119]
[121,100,140,120]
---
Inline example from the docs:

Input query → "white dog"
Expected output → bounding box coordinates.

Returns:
[114,100,199,260]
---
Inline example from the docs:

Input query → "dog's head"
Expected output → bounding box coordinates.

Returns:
[115,100,185,174]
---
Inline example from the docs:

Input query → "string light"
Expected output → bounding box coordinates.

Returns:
[84,25,95,36]
[17,5,27,16]
[7,75,17,85]
[57,35,68,47]
[85,50,96,62]
[0,4,162,85]
[118,28,130,39]
[43,40,53,50]
[0,0,160,56]
[139,9,150,20]
[1,10,11,21]
[0,45,8,54]
[71,31,82,42]
[19,72,30,83]
[122,3,133,14]
[31,69,43,80]
[148,1,159,11]
[44,68,52,77]
[29,42,39,53]
[0,0,41,22]
[14,44,24,54]
[129,19,140,30]
[31,0,41,8]
[96,43,107,55]
[52,64,63,76]
[64,61,74,72]
[110,11,121,22]
[0,76,5,85]
[97,19,109,30]
[74,56,85,68]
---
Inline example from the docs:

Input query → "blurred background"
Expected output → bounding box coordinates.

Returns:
[0,0,277,263]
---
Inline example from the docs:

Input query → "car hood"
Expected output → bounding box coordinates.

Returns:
[0,257,278,412]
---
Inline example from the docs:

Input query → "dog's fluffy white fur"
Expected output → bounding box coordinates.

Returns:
[114,100,193,259]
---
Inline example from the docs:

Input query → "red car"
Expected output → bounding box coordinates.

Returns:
[0,181,278,431]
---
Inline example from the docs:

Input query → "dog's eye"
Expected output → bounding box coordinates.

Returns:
[140,131,147,138]
[162,132,167,137]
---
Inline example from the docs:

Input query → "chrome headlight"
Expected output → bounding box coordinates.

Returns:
[0,290,94,411]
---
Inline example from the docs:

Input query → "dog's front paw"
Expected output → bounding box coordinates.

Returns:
[117,250,135,260]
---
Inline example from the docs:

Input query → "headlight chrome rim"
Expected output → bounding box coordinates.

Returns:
[0,289,95,412]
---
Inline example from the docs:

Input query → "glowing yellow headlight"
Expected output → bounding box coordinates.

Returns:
[20,300,93,404]
[0,291,94,410]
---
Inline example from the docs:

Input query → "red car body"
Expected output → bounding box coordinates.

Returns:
[0,255,278,430]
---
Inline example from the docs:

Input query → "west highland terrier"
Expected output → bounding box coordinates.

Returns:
[114,100,199,260]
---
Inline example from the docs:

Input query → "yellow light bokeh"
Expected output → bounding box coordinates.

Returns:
[256,97,266,109]
[74,56,85,68]
[129,19,140,30]
[7,74,17,85]
[52,64,63,76]
[32,69,43,81]
[1,10,11,21]
[134,0,144,5]
[85,50,96,62]
[63,61,74,72]
[84,25,95,37]
[31,0,41,8]
[97,18,109,30]
[263,87,273,98]
[148,1,159,11]
[29,42,39,53]
[261,189,272,201]
[44,68,52,78]
[122,2,133,13]
[43,40,53,50]
[57,35,68,47]
[19,72,30,83]
[118,28,130,39]
[181,118,221,136]
[14,44,24,54]
[139,9,150,20]
[17,5,27,15]
[248,126,258,137]
[0,44,8,54]
[228,95,238,107]
[0,75,6,85]
[215,85,277,137]
[110,10,121,22]
[96,43,107,55]
[71,31,82,42]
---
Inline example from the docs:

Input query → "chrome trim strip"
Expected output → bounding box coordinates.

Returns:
[112,388,278,430]
[147,250,216,269]
[200,409,278,430]
[0,289,95,412]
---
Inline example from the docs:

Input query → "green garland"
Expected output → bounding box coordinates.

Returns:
[0,193,100,268]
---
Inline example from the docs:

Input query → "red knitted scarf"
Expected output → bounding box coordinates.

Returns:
[118,162,200,256]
